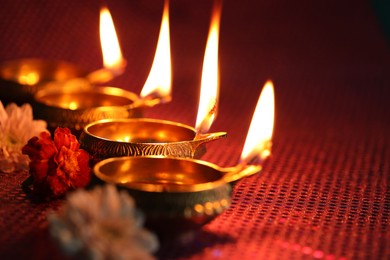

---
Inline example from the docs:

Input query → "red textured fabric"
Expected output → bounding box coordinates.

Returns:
[1,0,389,259]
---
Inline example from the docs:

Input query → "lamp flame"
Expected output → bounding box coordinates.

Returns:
[140,0,171,102]
[240,80,275,164]
[100,7,125,75]
[195,1,222,134]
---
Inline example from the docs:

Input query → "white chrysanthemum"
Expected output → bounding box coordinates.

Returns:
[48,185,159,260]
[0,101,47,173]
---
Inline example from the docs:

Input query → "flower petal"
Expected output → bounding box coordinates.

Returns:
[54,128,80,151]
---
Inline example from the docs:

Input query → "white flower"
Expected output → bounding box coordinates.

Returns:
[48,185,159,260]
[0,101,47,173]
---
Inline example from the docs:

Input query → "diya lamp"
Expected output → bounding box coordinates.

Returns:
[79,118,227,162]
[0,7,125,105]
[79,0,226,161]
[92,1,277,234]
[32,5,171,132]
[0,58,86,105]
[94,80,276,234]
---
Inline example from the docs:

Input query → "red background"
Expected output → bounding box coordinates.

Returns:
[0,0,389,259]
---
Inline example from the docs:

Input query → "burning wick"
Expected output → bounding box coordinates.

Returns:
[195,0,222,136]
[220,81,275,183]
[87,6,127,84]
[139,0,172,104]
[240,80,275,165]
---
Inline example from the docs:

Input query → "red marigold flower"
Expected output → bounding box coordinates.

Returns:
[53,127,80,151]
[22,127,91,198]
[22,132,57,161]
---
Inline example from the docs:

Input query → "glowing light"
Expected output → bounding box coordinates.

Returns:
[100,7,124,74]
[240,80,275,164]
[68,102,78,110]
[18,72,40,85]
[195,1,222,134]
[194,204,204,214]
[116,136,131,142]
[140,0,171,101]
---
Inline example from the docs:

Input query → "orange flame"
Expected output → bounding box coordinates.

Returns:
[140,0,171,101]
[99,7,125,75]
[240,80,275,164]
[195,1,222,134]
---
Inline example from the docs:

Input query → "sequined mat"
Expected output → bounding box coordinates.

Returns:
[0,0,389,259]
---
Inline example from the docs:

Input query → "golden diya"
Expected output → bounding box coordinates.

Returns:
[32,5,171,132]
[79,0,226,161]
[0,58,86,105]
[0,7,126,105]
[94,80,276,234]
[79,118,227,162]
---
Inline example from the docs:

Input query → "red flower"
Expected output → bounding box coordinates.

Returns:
[22,128,91,198]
